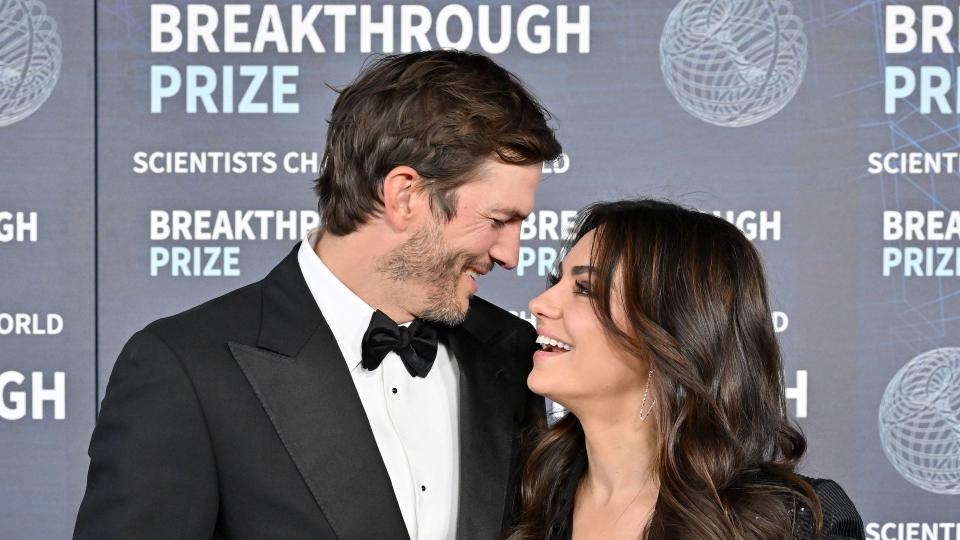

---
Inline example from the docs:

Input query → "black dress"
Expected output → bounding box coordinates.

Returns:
[549,452,865,540]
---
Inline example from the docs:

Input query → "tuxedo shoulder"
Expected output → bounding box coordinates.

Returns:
[467,295,536,340]
[139,280,263,354]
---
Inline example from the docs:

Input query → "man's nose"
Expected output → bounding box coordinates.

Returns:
[490,223,521,270]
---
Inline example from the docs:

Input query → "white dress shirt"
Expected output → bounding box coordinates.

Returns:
[297,229,460,540]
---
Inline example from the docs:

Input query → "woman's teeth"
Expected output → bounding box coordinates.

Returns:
[535,335,574,351]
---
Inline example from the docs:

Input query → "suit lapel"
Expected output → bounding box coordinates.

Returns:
[449,316,518,540]
[230,245,408,540]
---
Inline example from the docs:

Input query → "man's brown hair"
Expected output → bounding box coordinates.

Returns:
[314,50,562,235]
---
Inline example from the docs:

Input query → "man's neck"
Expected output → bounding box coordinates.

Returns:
[314,227,416,324]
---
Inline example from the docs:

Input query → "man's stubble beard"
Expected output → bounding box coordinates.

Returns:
[377,222,487,326]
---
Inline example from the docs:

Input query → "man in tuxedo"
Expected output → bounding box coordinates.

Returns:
[74,50,562,540]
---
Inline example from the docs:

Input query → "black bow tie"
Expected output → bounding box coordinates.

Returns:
[361,310,439,378]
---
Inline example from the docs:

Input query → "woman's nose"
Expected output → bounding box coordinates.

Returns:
[529,288,559,320]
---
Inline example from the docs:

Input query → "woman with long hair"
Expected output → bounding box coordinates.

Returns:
[508,199,863,540]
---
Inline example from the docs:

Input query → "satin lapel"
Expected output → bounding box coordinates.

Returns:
[229,245,408,540]
[449,327,517,540]
[229,333,408,540]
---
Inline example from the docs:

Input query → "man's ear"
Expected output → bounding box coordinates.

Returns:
[382,165,426,231]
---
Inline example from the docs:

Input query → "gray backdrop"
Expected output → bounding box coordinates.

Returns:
[1,1,957,538]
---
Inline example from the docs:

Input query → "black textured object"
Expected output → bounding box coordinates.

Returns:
[549,451,865,540]
[792,477,865,540]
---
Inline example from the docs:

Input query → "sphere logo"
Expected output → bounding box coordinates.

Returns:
[879,347,960,495]
[659,0,807,127]
[0,0,61,128]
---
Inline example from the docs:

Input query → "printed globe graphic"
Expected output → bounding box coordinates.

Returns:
[659,0,807,127]
[0,0,61,127]
[878,348,960,495]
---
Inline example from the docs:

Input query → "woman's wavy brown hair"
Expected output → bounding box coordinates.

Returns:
[508,199,822,540]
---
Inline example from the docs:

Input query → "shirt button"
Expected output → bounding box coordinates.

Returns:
[391,388,397,394]
[421,485,426,492]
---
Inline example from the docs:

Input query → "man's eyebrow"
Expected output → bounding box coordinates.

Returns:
[489,206,529,220]
[571,265,595,276]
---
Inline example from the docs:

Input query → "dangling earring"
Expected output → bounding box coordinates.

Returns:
[639,370,656,422]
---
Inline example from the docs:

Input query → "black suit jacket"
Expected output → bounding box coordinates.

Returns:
[74,244,545,540]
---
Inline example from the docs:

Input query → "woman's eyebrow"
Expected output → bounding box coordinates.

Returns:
[571,265,595,276]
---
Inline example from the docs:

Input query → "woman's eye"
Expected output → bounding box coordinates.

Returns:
[546,273,560,287]
[574,281,592,296]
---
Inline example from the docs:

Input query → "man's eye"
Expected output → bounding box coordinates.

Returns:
[574,281,592,296]
[490,218,506,229]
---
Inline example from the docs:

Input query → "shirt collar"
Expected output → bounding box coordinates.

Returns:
[297,228,375,371]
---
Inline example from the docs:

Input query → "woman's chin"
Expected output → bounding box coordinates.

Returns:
[526,368,560,401]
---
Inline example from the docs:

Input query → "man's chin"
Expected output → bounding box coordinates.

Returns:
[421,299,470,326]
